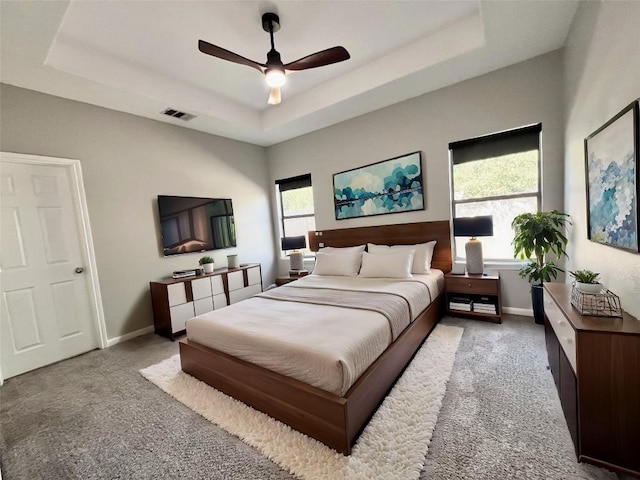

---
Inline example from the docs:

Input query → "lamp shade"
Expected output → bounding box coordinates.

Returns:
[281,235,306,251]
[453,216,493,237]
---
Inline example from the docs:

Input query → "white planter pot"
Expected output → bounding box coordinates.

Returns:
[202,263,214,274]
[227,254,239,269]
[576,282,602,294]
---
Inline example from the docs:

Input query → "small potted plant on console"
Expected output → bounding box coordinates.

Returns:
[569,269,602,294]
[199,256,215,274]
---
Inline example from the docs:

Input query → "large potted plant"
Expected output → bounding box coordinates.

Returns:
[512,210,571,324]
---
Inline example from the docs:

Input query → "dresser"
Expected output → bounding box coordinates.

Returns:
[543,283,640,477]
[150,263,262,340]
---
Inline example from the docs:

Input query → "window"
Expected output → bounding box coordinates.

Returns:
[276,174,315,255]
[449,124,541,261]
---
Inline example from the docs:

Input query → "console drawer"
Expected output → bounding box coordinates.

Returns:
[544,294,577,373]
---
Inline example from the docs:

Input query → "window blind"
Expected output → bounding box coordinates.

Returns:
[275,174,312,192]
[449,123,541,165]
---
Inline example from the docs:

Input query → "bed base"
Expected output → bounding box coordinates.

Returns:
[179,292,444,454]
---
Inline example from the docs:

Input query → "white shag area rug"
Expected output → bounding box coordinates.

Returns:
[140,324,463,480]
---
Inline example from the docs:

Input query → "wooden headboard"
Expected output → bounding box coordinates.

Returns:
[308,220,452,274]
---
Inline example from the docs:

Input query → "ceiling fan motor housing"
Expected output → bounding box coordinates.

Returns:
[266,49,284,68]
[262,13,280,33]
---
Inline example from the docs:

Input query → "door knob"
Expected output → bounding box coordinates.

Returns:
[75,267,84,274]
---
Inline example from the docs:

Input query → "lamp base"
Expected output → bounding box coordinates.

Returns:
[465,238,484,275]
[289,251,304,271]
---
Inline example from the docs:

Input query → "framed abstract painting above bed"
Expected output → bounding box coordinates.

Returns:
[584,99,639,253]
[333,151,424,220]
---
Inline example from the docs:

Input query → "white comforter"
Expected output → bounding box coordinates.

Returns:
[186,270,444,395]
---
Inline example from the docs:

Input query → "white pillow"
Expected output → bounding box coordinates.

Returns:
[313,251,362,277]
[319,245,366,254]
[358,251,414,279]
[367,241,437,273]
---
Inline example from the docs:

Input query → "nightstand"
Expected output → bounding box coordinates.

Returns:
[445,272,502,323]
[275,270,309,286]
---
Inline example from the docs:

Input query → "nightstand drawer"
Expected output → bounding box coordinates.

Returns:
[446,276,498,295]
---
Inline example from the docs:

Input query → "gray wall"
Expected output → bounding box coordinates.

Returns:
[267,51,566,311]
[0,84,275,339]
[563,1,640,318]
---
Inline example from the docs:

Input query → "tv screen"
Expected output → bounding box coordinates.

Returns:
[157,195,236,256]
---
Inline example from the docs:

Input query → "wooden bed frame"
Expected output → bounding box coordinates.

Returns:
[179,220,452,454]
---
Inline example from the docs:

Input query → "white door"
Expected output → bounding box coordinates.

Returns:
[0,153,104,380]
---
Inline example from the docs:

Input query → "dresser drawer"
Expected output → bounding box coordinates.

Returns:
[213,293,228,309]
[191,277,212,300]
[194,297,214,316]
[211,275,225,295]
[170,302,194,333]
[229,284,262,304]
[167,283,187,307]
[228,270,245,291]
[446,276,498,295]
[247,266,261,286]
[544,294,577,373]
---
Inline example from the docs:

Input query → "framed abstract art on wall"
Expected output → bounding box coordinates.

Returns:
[333,151,424,220]
[584,99,639,252]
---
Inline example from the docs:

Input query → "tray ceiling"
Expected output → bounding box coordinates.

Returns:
[0,1,578,146]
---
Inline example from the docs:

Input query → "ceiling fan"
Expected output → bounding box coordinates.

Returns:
[198,12,350,105]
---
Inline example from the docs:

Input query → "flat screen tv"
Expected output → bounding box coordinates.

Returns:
[157,195,236,256]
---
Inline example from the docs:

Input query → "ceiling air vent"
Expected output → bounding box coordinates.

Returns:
[162,108,196,121]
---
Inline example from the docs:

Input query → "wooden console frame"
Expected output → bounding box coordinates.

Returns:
[179,220,452,454]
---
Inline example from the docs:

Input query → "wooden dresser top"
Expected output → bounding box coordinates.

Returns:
[151,263,260,285]
[544,283,640,334]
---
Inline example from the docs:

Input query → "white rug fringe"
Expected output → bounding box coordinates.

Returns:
[140,324,463,480]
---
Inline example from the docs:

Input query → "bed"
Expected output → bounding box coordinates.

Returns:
[179,220,452,454]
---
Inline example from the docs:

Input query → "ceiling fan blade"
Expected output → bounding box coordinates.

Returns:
[267,87,281,105]
[198,40,266,73]
[283,46,350,71]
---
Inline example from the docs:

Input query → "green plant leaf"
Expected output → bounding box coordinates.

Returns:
[569,269,600,283]
[512,211,571,284]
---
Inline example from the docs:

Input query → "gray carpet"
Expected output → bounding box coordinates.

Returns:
[0,315,628,479]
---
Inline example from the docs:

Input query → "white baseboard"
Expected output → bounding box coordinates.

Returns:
[503,306,533,317]
[106,325,155,347]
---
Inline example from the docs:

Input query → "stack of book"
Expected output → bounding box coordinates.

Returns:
[172,269,197,279]
[449,296,473,312]
[474,296,497,315]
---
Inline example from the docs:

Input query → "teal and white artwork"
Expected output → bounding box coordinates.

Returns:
[585,101,639,252]
[333,151,424,220]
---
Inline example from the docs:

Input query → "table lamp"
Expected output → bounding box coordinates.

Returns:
[281,235,307,271]
[453,215,493,275]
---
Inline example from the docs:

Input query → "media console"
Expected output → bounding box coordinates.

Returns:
[543,283,640,477]
[150,263,262,340]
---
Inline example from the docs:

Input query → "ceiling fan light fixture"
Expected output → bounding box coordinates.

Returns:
[268,87,281,105]
[265,67,286,88]
[198,11,350,105]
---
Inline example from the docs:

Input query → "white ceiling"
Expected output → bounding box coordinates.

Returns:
[1,1,578,147]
